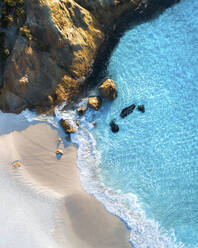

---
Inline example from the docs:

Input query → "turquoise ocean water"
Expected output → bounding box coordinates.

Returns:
[91,0,198,247]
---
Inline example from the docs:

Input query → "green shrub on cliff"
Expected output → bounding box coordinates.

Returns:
[4,48,10,56]
[1,0,25,27]
[3,0,17,7]
[3,0,24,7]
[17,0,24,5]
[16,7,25,17]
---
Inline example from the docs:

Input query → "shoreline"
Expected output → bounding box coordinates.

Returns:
[0,112,131,248]
[0,91,182,248]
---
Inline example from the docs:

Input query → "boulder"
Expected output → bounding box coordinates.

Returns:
[12,161,22,168]
[98,78,117,100]
[60,119,77,134]
[120,104,136,118]
[110,119,119,133]
[0,0,105,113]
[77,107,86,116]
[0,0,180,113]
[76,120,80,126]
[137,105,145,113]
[88,96,102,111]
[56,149,63,156]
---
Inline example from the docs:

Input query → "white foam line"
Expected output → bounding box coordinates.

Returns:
[21,102,185,248]
[71,127,184,248]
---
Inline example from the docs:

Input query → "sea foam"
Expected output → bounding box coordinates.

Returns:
[21,102,184,248]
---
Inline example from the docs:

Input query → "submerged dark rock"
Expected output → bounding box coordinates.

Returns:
[98,78,117,101]
[110,119,119,133]
[120,104,136,118]
[56,149,63,156]
[137,105,145,113]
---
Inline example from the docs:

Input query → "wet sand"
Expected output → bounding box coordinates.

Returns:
[0,113,131,248]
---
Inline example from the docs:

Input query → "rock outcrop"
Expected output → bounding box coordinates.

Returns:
[137,104,145,113]
[0,0,105,113]
[98,78,117,100]
[60,119,77,134]
[110,119,119,133]
[120,104,136,118]
[0,0,180,113]
[56,149,63,156]
[88,96,102,111]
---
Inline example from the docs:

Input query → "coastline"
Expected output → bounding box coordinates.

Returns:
[0,0,181,113]
[0,113,131,248]
[0,0,196,247]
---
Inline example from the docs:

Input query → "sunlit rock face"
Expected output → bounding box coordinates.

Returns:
[0,0,179,113]
[0,0,104,113]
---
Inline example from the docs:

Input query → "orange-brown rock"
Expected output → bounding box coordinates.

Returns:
[60,119,77,134]
[56,149,63,156]
[77,106,86,116]
[0,0,104,113]
[0,0,180,113]
[88,96,102,111]
[12,161,22,168]
[98,78,117,100]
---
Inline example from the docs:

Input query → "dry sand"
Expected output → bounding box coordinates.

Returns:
[0,113,131,248]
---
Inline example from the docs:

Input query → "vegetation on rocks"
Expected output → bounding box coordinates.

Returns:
[1,0,25,27]
[0,0,26,65]
[0,0,181,114]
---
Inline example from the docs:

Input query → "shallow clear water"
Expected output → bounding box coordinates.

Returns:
[93,0,198,247]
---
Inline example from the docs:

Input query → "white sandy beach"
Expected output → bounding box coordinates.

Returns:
[0,113,131,248]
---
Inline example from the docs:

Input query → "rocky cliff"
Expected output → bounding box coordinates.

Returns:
[0,0,180,113]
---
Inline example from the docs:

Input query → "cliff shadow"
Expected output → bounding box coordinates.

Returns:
[84,0,181,94]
